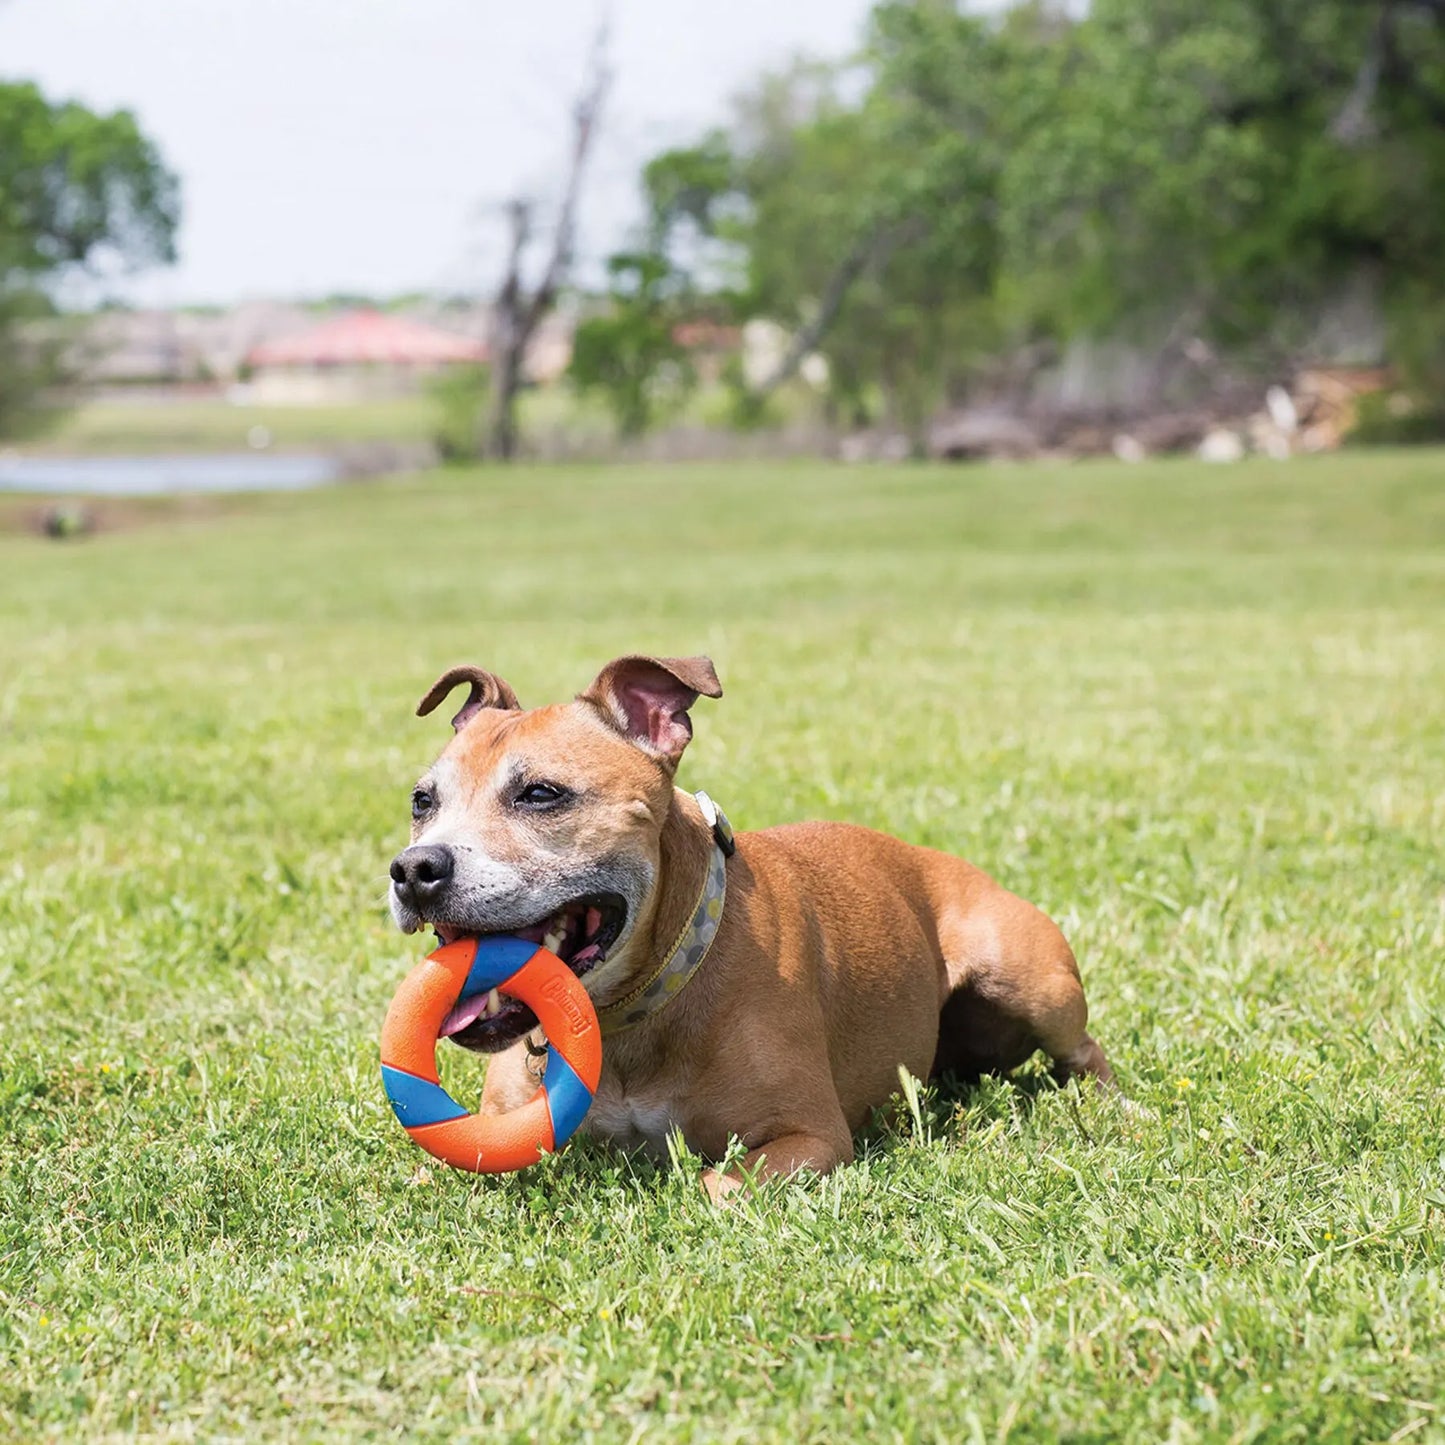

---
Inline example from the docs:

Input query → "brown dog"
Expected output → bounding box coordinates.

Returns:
[389,655,1114,1200]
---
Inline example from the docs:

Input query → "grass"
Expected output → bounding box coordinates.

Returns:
[27,395,436,454]
[23,388,618,457]
[1,451,1443,1442]
[23,381,805,459]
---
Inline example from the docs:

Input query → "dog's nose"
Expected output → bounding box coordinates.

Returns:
[390,844,455,911]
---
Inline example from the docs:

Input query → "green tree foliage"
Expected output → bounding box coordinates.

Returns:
[568,252,696,437]
[0,286,66,440]
[605,0,1445,438]
[1002,0,1445,362]
[0,81,179,436]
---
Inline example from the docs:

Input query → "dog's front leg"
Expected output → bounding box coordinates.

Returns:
[701,1129,854,1205]
[476,1035,544,1116]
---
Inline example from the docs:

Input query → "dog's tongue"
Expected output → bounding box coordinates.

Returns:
[439,995,491,1038]
[432,925,562,1036]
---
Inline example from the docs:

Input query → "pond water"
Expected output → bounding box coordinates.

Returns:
[0,452,343,496]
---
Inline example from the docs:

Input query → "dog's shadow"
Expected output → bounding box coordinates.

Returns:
[463,1065,1107,1199]
[855,1065,1092,1162]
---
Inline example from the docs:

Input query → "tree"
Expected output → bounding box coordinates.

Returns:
[635,30,1033,441]
[568,252,695,437]
[0,81,178,436]
[598,0,1445,444]
[482,27,610,461]
[588,18,1056,442]
[999,0,1445,380]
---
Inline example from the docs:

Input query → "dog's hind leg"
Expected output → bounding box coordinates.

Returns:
[933,884,1114,1088]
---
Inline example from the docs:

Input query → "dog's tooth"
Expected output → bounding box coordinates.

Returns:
[543,926,565,954]
[487,988,500,1016]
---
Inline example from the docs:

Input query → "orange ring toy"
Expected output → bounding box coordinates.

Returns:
[380,935,602,1173]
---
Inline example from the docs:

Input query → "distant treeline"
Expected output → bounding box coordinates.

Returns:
[569,0,1445,441]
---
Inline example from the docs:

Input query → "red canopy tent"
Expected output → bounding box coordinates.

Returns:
[247,309,486,368]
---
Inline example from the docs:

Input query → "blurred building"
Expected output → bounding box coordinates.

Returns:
[673,320,742,385]
[40,299,576,400]
[242,309,486,403]
[64,301,313,390]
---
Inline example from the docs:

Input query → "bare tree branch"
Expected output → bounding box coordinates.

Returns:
[482,200,535,463]
[483,18,611,461]
[741,223,900,407]
[521,32,609,339]
[1330,1,1391,144]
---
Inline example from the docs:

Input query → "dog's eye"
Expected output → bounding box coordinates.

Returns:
[516,781,568,809]
[411,788,435,818]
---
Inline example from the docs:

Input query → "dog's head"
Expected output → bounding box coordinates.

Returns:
[388,654,722,1051]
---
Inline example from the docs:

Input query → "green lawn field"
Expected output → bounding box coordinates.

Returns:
[24,384,763,458]
[2,454,1443,1441]
[25,388,621,457]
[27,395,437,454]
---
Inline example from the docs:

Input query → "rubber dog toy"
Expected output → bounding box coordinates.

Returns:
[380,935,602,1173]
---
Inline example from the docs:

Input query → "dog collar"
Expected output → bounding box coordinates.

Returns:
[596,791,733,1038]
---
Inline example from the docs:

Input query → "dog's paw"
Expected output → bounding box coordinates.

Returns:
[700,1167,747,1207]
[1097,1088,1157,1123]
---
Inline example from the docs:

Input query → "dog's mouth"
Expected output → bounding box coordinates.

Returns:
[432,893,626,1053]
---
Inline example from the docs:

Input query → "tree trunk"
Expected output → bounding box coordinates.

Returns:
[734,222,899,422]
[484,345,524,461]
[753,228,890,395]
[484,200,531,461]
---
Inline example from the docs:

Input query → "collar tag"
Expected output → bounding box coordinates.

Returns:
[694,790,735,857]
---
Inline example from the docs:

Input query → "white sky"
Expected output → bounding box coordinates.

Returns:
[0,0,876,306]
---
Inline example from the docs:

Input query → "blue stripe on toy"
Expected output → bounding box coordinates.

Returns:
[460,935,540,999]
[542,1048,594,1145]
[381,1064,468,1128]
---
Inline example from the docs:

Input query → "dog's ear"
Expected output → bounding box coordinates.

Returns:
[416,665,521,732]
[582,655,722,765]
